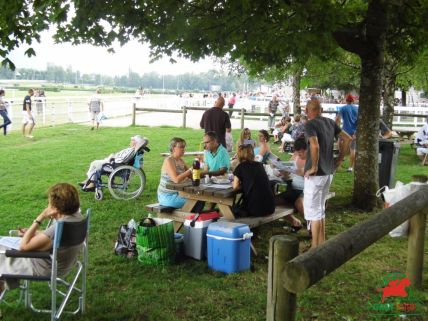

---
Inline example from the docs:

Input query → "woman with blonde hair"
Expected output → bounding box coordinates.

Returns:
[236,128,256,150]
[232,144,275,217]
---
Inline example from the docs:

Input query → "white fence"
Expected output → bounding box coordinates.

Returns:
[2,94,427,132]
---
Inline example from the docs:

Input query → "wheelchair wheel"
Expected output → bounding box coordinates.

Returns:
[108,165,146,200]
[94,189,103,201]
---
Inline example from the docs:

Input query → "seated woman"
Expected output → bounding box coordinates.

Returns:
[80,135,147,190]
[157,137,193,208]
[275,138,307,231]
[254,129,271,163]
[0,183,83,292]
[273,116,292,143]
[232,144,275,217]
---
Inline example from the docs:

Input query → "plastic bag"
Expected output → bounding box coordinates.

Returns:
[376,181,412,237]
[136,217,175,265]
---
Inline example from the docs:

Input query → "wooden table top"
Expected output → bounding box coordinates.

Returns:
[165,181,236,198]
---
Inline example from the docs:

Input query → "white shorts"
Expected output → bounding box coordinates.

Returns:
[90,110,100,121]
[281,133,294,143]
[303,175,333,224]
[416,147,428,156]
[22,111,35,124]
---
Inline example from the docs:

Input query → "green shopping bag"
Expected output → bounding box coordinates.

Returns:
[136,217,176,265]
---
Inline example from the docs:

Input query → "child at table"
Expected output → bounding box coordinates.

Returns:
[232,144,275,217]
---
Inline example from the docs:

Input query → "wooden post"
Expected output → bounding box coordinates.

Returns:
[182,106,187,128]
[131,103,136,126]
[266,235,299,321]
[406,182,427,289]
[240,109,245,129]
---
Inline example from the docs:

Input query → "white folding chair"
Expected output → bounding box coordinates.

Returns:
[0,209,91,321]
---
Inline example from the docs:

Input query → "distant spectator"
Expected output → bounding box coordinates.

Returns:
[0,89,12,136]
[336,94,358,172]
[22,88,35,138]
[281,100,290,118]
[236,128,256,150]
[267,95,279,130]
[228,93,237,117]
[290,114,307,140]
[35,89,45,115]
[200,96,231,148]
[414,120,428,165]
[88,89,104,130]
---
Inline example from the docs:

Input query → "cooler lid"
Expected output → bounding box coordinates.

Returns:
[185,211,221,222]
[207,220,251,238]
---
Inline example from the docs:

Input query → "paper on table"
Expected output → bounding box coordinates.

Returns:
[205,183,232,189]
[0,236,22,250]
[269,159,298,174]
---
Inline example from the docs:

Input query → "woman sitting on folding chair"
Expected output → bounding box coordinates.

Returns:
[0,183,83,292]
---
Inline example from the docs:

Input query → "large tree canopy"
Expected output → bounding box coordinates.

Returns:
[2,0,428,210]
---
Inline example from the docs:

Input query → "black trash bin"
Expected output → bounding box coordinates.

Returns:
[379,139,400,188]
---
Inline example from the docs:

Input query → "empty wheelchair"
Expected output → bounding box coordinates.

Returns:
[83,141,150,201]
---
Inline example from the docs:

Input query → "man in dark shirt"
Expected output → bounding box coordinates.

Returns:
[200,96,231,147]
[304,98,351,249]
[22,88,35,138]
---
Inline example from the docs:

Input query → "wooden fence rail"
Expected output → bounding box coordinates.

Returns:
[132,104,428,130]
[266,184,428,321]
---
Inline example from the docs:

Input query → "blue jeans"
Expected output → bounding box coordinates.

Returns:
[0,110,11,135]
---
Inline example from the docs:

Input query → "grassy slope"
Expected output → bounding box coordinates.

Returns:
[0,124,426,321]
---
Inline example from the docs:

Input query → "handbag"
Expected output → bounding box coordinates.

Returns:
[136,217,176,265]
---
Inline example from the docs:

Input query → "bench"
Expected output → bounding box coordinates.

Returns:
[234,191,335,228]
[145,191,335,230]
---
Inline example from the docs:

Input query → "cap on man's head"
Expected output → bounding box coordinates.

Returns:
[346,94,354,103]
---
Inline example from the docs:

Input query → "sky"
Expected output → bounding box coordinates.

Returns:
[8,31,219,77]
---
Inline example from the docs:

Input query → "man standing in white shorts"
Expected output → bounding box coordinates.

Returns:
[88,89,104,130]
[22,88,35,138]
[303,99,351,248]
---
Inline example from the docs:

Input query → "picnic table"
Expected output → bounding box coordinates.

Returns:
[160,151,205,158]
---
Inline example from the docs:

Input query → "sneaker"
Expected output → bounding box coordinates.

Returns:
[346,167,353,172]
[26,135,34,139]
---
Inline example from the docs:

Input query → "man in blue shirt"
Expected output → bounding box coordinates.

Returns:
[202,131,230,177]
[336,94,358,172]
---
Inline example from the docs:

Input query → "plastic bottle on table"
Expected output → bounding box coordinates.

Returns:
[192,158,201,186]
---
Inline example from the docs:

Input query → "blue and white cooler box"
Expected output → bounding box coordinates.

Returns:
[206,221,253,274]
[183,212,221,260]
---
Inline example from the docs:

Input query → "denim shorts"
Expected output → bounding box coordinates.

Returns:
[158,192,186,209]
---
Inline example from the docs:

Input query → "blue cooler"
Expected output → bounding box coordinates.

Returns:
[206,221,253,274]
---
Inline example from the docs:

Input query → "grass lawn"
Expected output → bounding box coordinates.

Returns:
[0,124,427,321]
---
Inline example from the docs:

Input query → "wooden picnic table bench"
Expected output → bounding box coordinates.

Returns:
[145,181,335,231]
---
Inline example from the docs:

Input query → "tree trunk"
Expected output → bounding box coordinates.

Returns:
[353,54,384,209]
[292,69,302,114]
[381,58,397,128]
[351,0,388,210]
